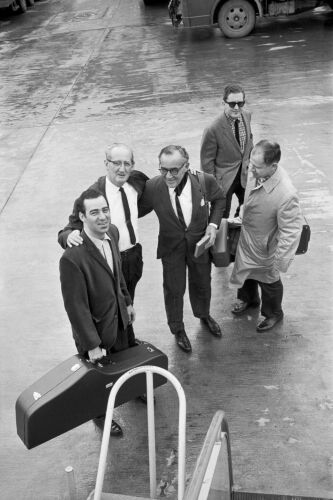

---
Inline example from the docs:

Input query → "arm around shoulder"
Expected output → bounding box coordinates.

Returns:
[57,198,83,249]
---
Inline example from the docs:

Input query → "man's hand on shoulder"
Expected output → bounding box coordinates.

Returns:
[67,230,83,248]
[127,305,136,324]
[88,346,104,363]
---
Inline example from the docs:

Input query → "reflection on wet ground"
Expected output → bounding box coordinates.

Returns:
[0,1,332,499]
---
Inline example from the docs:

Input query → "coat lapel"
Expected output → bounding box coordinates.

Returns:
[220,113,241,152]
[157,177,183,227]
[242,111,251,151]
[188,173,203,226]
[82,231,115,280]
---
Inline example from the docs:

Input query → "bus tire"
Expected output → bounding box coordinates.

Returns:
[11,0,27,13]
[218,0,256,38]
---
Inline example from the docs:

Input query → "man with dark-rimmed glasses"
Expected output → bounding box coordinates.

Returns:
[140,145,225,353]
[200,84,253,218]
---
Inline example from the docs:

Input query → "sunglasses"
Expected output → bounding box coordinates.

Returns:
[225,101,245,109]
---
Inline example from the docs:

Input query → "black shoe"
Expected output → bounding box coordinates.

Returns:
[175,330,192,352]
[256,312,284,332]
[110,419,123,437]
[137,393,156,405]
[231,300,260,315]
[201,316,222,337]
[94,416,123,437]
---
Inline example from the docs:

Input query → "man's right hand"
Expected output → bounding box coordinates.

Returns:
[88,346,104,363]
[67,230,83,248]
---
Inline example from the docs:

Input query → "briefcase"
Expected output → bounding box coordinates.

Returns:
[16,341,168,449]
[210,218,230,267]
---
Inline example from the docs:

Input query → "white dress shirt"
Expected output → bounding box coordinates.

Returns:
[105,178,139,252]
[85,228,114,272]
[168,175,192,227]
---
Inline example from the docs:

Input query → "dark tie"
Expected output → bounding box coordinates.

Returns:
[174,193,186,229]
[119,187,136,245]
[234,119,240,146]
[174,173,188,229]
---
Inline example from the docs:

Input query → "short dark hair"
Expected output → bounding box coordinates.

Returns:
[223,84,245,102]
[254,140,281,165]
[76,188,107,215]
[158,145,189,163]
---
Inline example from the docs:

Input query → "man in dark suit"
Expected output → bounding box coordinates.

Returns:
[58,143,150,346]
[200,84,253,218]
[60,188,135,436]
[140,145,225,353]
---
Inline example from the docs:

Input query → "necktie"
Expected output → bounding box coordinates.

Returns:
[234,119,240,146]
[101,240,113,271]
[119,187,136,245]
[174,191,187,229]
[174,173,188,229]
[174,172,188,197]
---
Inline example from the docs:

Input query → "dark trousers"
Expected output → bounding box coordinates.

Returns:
[121,243,143,301]
[161,240,211,334]
[120,243,143,346]
[223,165,245,218]
[237,278,284,318]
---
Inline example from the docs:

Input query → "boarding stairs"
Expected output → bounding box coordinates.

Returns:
[82,366,329,500]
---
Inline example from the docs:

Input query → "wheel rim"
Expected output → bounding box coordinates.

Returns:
[225,7,248,30]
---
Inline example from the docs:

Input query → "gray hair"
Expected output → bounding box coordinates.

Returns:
[158,145,189,163]
[105,143,134,163]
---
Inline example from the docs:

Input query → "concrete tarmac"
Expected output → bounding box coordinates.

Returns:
[0,1,333,499]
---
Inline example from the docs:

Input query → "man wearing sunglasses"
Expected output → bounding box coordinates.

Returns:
[140,145,225,353]
[200,84,253,218]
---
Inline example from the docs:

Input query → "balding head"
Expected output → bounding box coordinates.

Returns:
[104,143,135,187]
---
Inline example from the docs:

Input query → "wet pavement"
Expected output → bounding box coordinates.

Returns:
[0,1,333,499]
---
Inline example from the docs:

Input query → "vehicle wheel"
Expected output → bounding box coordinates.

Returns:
[218,0,256,38]
[11,0,27,13]
[27,0,35,5]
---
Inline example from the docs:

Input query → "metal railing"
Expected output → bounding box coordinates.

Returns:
[92,365,187,500]
[184,410,233,500]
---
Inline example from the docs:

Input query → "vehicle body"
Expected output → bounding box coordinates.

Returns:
[0,0,34,14]
[168,0,333,38]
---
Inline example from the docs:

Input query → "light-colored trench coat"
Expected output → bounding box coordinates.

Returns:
[230,166,303,287]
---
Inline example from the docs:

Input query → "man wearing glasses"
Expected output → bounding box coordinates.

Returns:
[200,84,253,218]
[58,143,150,347]
[140,145,225,353]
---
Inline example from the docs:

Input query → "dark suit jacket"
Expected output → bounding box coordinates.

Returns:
[200,110,253,195]
[139,172,225,260]
[58,170,150,249]
[59,226,132,355]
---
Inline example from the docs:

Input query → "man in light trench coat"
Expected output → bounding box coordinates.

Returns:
[230,140,303,332]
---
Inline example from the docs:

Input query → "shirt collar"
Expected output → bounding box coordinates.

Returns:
[84,227,111,250]
[225,111,242,123]
[105,177,128,192]
[252,167,281,193]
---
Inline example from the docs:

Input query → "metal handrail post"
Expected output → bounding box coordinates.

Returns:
[92,365,186,500]
[146,371,156,498]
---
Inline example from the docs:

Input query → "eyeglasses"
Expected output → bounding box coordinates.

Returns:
[106,159,133,169]
[159,162,188,177]
[225,101,245,108]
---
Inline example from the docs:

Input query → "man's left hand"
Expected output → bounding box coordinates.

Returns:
[127,305,136,324]
[204,225,217,248]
